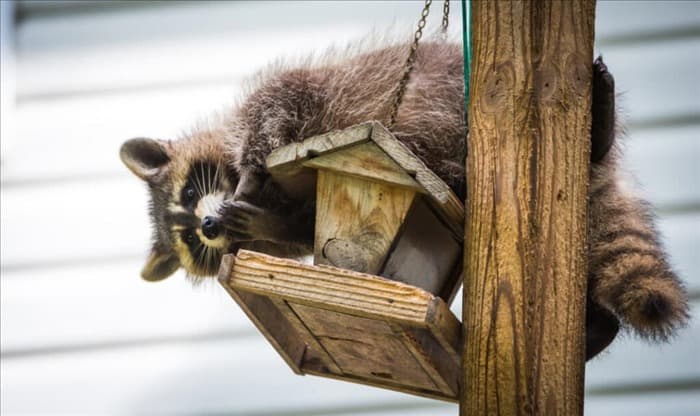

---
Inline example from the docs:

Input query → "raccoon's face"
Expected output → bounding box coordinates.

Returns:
[168,159,236,278]
[120,134,238,282]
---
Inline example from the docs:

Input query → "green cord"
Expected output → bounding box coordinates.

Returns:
[461,0,471,109]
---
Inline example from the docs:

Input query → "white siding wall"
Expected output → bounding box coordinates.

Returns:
[1,1,699,414]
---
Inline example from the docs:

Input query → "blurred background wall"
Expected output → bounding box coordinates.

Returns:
[1,1,698,414]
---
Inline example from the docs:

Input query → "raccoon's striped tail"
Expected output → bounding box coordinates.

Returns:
[588,170,690,341]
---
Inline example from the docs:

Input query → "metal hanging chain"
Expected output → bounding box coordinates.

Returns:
[388,0,432,127]
[442,0,450,33]
[388,0,450,127]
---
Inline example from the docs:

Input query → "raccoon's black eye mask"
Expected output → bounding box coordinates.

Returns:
[184,161,226,199]
[165,212,199,229]
[181,185,198,211]
[181,229,198,246]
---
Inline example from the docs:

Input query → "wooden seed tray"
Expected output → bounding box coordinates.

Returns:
[218,250,463,402]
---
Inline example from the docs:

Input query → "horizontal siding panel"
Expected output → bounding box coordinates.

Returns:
[15,3,700,122]
[0,261,249,353]
[355,393,700,416]
[14,1,441,99]
[596,1,700,41]
[347,404,456,416]
[2,83,237,184]
[0,336,436,415]
[15,22,372,99]
[2,305,697,414]
[0,177,151,268]
[1,176,697,297]
[0,176,678,275]
[15,38,700,128]
[3,97,698,208]
[15,1,423,54]
[585,302,700,388]
[4,2,698,416]
[585,391,700,416]
[623,126,700,209]
[17,0,700,49]
[657,213,700,296]
[599,37,700,124]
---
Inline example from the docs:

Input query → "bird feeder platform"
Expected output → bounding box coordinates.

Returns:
[218,121,464,401]
[218,251,461,401]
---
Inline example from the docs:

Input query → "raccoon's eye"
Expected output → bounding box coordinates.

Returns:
[183,186,195,201]
[182,230,197,245]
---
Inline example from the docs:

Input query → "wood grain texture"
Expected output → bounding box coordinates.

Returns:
[462,1,595,415]
[264,122,465,242]
[292,303,440,391]
[370,123,465,240]
[226,250,436,325]
[266,122,373,199]
[397,325,460,395]
[269,297,342,374]
[218,250,464,401]
[303,141,423,192]
[266,122,373,173]
[216,255,306,374]
[314,170,416,274]
[427,297,463,365]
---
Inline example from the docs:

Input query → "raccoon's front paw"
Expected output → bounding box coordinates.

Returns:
[219,200,287,243]
[591,56,616,163]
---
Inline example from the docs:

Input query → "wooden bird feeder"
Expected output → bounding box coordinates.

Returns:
[218,121,465,401]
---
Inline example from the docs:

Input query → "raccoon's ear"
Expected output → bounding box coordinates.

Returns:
[120,138,170,182]
[141,249,180,282]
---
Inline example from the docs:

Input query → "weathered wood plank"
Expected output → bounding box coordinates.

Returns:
[268,297,342,374]
[301,368,458,404]
[314,170,416,274]
[223,250,435,325]
[303,141,423,192]
[369,122,465,240]
[264,122,465,242]
[426,298,463,366]
[265,123,373,199]
[217,255,305,374]
[292,303,439,391]
[266,122,373,176]
[394,325,459,396]
[4,330,698,414]
[218,250,464,402]
[463,1,594,415]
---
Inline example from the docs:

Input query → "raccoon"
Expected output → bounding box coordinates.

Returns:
[120,122,234,279]
[120,40,688,359]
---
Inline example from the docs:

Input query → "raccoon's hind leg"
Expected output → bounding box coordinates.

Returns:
[586,295,620,360]
[591,56,616,164]
[586,57,623,359]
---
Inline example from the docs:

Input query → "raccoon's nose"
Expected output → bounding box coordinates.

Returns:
[201,216,220,239]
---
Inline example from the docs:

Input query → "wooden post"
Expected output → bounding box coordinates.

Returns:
[462,1,595,415]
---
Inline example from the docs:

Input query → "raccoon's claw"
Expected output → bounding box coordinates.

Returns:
[219,200,259,242]
[219,200,289,243]
[591,56,616,164]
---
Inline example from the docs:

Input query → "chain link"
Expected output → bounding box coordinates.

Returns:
[388,0,450,127]
[442,0,450,33]
[388,0,432,127]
